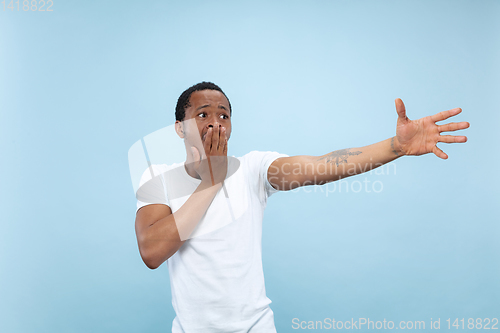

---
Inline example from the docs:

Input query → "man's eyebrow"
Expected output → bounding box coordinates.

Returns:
[195,104,229,111]
[196,104,210,111]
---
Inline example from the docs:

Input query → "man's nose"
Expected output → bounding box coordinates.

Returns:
[207,116,220,129]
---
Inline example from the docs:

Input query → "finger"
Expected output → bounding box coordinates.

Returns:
[223,137,228,155]
[432,145,448,159]
[219,127,226,152]
[204,127,213,154]
[438,121,470,133]
[430,108,462,123]
[395,98,409,122]
[438,135,468,143]
[211,125,220,153]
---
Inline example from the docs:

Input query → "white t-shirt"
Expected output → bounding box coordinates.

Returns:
[136,151,288,333]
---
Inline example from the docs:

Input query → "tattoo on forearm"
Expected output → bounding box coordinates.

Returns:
[318,149,362,166]
[391,137,400,157]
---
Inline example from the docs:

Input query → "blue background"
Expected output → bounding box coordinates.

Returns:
[1,0,499,332]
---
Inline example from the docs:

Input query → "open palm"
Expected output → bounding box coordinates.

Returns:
[395,98,470,159]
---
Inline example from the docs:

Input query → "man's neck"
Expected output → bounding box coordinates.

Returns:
[183,144,202,180]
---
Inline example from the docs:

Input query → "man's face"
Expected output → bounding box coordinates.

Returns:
[177,89,232,152]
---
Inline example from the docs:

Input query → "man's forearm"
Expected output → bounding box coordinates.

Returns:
[314,136,402,183]
[269,137,403,190]
[140,181,222,268]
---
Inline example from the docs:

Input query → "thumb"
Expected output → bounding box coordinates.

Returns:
[395,98,409,123]
[191,147,201,166]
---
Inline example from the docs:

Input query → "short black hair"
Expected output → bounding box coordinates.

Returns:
[175,81,232,121]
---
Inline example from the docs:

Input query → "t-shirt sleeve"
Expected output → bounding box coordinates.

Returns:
[135,164,170,213]
[260,151,288,197]
[246,151,288,199]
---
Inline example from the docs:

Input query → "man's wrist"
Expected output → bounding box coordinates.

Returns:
[391,136,405,157]
[199,179,223,191]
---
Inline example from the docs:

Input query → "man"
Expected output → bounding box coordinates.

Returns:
[134,81,469,332]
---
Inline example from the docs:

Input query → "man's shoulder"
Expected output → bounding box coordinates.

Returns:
[239,150,287,160]
[238,151,289,172]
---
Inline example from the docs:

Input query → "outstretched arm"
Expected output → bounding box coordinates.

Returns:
[268,99,470,191]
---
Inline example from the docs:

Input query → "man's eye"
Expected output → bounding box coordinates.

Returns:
[219,114,229,119]
[198,113,206,118]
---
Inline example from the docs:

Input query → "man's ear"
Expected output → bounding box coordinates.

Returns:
[175,121,184,138]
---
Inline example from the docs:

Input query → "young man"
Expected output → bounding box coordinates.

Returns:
[134,81,469,333]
